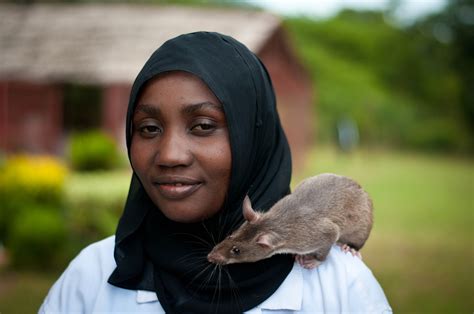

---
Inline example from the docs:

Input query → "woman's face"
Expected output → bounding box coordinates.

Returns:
[131,71,232,223]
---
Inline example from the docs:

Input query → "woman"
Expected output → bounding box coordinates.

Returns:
[40,32,391,313]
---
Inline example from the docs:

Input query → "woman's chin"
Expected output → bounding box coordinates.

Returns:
[160,208,215,224]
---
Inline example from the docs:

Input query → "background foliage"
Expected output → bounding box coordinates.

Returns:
[0,139,127,269]
[285,1,473,153]
[68,130,121,171]
[0,155,67,245]
[8,0,472,154]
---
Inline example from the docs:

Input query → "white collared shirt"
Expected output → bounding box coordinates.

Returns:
[39,236,392,313]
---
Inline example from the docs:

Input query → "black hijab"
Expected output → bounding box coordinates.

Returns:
[108,32,294,313]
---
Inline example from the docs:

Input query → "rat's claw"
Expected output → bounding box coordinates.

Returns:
[354,250,363,260]
[337,243,362,260]
[337,243,350,253]
[295,254,321,269]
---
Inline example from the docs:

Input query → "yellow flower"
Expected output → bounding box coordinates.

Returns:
[0,155,68,202]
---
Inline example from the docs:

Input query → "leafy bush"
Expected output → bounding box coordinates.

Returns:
[0,155,67,204]
[7,207,68,269]
[65,170,129,250]
[69,130,120,171]
[0,155,67,241]
[285,14,473,153]
[67,205,119,251]
[0,154,129,270]
[407,118,473,152]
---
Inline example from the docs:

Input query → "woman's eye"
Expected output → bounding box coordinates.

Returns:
[138,124,162,137]
[195,124,213,130]
[190,121,216,134]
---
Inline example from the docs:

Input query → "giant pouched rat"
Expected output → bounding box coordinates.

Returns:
[207,173,373,269]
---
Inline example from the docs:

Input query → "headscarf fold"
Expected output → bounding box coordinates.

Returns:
[108,32,293,313]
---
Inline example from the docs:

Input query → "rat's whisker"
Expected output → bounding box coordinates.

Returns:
[216,265,223,314]
[181,259,212,278]
[224,268,243,313]
[183,240,213,248]
[172,232,213,249]
[181,260,209,276]
[211,265,226,314]
[186,263,215,290]
[201,221,216,246]
[175,249,208,265]
[207,263,219,281]
[190,264,219,302]
[217,195,231,242]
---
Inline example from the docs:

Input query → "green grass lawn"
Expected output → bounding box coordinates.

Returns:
[0,147,472,313]
[294,146,474,313]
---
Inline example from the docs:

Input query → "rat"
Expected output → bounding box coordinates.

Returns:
[207,173,373,269]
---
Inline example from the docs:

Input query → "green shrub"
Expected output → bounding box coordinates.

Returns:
[69,130,120,171]
[0,155,67,241]
[407,118,473,152]
[0,155,67,205]
[67,205,118,251]
[65,171,129,249]
[7,207,68,269]
[285,16,472,154]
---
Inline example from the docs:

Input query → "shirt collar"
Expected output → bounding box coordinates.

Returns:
[136,290,157,303]
[254,263,303,311]
[136,264,303,311]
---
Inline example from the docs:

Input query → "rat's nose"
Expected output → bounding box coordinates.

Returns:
[207,252,225,265]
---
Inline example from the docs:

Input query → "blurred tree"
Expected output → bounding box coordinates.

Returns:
[3,0,471,152]
[413,0,474,133]
[286,6,472,152]
[4,0,255,9]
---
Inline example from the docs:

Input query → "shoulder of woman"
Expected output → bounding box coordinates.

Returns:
[39,236,116,313]
[64,235,117,281]
[318,244,373,280]
[299,245,392,313]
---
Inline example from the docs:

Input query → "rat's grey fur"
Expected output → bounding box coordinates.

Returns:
[207,173,373,266]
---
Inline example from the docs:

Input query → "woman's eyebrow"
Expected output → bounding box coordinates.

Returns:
[134,103,161,116]
[182,102,223,115]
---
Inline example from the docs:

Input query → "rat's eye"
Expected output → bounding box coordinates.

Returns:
[231,246,240,255]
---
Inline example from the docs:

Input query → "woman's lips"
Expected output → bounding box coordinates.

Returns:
[153,177,202,200]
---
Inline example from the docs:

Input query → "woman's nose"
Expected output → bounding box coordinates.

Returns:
[155,131,193,168]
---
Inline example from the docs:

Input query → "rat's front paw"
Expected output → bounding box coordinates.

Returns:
[295,254,322,269]
[337,243,362,260]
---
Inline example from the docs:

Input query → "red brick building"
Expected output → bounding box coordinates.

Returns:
[0,4,313,169]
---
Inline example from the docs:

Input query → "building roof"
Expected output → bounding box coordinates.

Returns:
[0,4,280,84]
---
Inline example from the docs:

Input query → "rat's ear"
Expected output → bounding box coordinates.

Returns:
[242,195,259,223]
[256,233,277,249]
